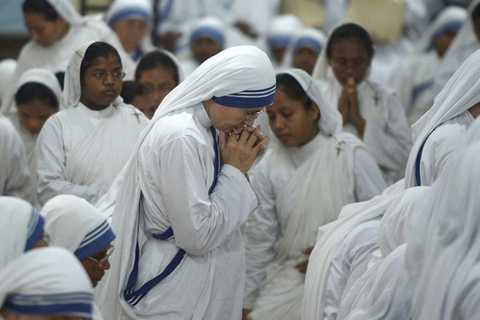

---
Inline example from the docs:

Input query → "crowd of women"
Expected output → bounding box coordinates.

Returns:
[1,0,480,319]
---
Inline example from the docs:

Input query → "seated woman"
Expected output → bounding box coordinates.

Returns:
[1,0,132,115]
[36,41,149,206]
[4,68,61,177]
[135,49,183,107]
[313,23,412,185]
[179,17,225,76]
[106,0,154,62]
[389,6,467,125]
[0,247,94,320]
[42,194,116,320]
[281,28,326,75]
[243,69,385,320]
[121,80,156,119]
[0,196,48,268]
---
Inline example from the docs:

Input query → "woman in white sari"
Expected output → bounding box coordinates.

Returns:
[242,69,385,320]
[35,41,148,206]
[0,247,94,320]
[97,46,275,320]
[313,23,412,185]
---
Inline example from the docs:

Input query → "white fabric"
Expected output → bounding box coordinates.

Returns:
[96,46,276,320]
[243,69,385,319]
[5,68,62,178]
[0,59,16,104]
[105,0,152,24]
[0,117,35,204]
[405,48,480,188]
[338,186,429,320]
[42,194,113,257]
[302,180,403,320]
[411,139,480,319]
[0,1,133,114]
[0,247,93,318]
[427,0,480,106]
[0,197,38,269]
[315,77,411,184]
[389,7,467,125]
[36,41,148,206]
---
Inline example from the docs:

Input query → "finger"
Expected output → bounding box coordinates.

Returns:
[238,128,253,144]
[303,246,314,255]
[246,130,259,148]
[253,135,269,156]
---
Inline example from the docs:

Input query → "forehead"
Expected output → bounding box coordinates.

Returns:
[86,53,121,70]
[23,12,53,27]
[330,38,369,58]
[138,67,176,84]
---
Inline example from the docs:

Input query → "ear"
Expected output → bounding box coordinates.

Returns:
[309,103,320,121]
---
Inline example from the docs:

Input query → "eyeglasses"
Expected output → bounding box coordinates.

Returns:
[40,231,50,245]
[243,108,265,120]
[330,60,369,71]
[90,70,125,81]
[87,246,115,267]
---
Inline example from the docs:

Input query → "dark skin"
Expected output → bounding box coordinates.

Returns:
[329,38,372,137]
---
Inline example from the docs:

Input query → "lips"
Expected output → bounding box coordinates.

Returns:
[103,90,117,97]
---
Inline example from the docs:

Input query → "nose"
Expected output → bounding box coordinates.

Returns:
[270,117,285,131]
[27,118,43,134]
[244,118,255,127]
[101,259,111,270]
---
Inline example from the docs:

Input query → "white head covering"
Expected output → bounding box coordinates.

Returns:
[281,28,326,70]
[45,0,83,25]
[97,45,275,317]
[0,247,93,318]
[62,41,124,110]
[188,17,225,49]
[404,48,480,188]
[267,14,304,50]
[0,196,45,269]
[0,59,17,104]
[411,138,480,319]
[278,68,342,136]
[105,0,152,28]
[302,180,404,320]
[413,6,467,53]
[42,195,115,260]
[1,67,62,115]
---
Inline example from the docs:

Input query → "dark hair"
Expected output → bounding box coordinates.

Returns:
[80,42,122,81]
[120,80,151,104]
[326,23,375,59]
[55,71,65,90]
[276,73,313,109]
[22,0,60,21]
[135,50,179,84]
[15,82,59,110]
[472,3,480,21]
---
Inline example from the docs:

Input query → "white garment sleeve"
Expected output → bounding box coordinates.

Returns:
[143,134,259,256]
[0,118,35,204]
[363,92,412,175]
[353,148,386,202]
[35,118,102,206]
[243,165,279,309]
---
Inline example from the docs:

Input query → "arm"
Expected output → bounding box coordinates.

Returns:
[362,92,412,173]
[353,147,386,201]
[0,119,35,203]
[146,132,260,256]
[243,160,280,309]
[36,117,102,205]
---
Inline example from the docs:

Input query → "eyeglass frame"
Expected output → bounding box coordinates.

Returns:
[87,246,115,267]
[89,70,125,82]
[243,108,265,120]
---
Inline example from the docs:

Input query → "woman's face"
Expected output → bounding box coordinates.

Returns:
[192,37,221,64]
[434,29,458,58]
[80,245,113,288]
[17,99,56,135]
[23,13,67,47]
[80,53,123,111]
[292,47,318,75]
[137,66,177,106]
[113,18,147,53]
[131,92,157,119]
[328,38,371,86]
[267,88,319,148]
